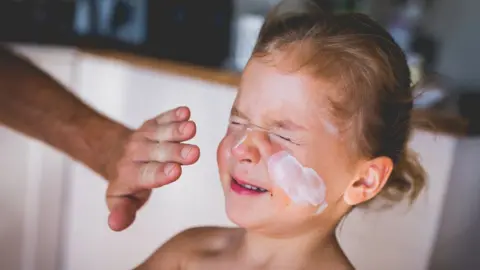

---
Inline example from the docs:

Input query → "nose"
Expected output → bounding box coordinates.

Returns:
[231,131,263,164]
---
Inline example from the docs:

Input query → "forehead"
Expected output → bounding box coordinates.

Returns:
[235,57,331,125]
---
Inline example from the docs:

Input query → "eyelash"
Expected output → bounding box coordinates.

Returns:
[271,134,300,145]
[229,119,300,145]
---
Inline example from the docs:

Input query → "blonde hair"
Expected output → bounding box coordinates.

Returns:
[253,2,427,204]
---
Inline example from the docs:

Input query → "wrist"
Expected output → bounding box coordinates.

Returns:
[98,121,133,181]
[81,114,133,180]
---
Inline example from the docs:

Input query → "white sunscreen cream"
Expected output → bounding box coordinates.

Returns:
[268,151,328,214]
[140,163,158,184]
[322,119,338,136]
[230,127,328,214]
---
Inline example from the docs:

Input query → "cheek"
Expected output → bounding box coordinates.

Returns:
[304,139,356,203]
[269,152,327,206]
[217,136,232,173]
[270,185,326,217]
[312,156,354,202]
[269,187,320,221]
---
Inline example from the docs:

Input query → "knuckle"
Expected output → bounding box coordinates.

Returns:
[151,120,193,142]
[153,115,164,124]
[139,118,155,130]
[157,123,176,141]
[137,127,155,141]
[125,140,140,155]
[167,143,181,158]
[172,122,182,137]
[155,108,176,123]
[151,142,179,162]
[113,161,129,181]
[148,143,163,161]
[139,163,158,184]
[126,131,141,144]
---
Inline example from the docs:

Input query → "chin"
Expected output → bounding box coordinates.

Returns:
[221,178,274,229]
[224,197,263,229]
[225,202,309,236]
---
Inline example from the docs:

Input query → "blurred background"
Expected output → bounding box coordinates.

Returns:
[1,0,479,269]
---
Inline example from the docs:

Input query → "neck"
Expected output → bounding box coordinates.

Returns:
[237,223,340,268]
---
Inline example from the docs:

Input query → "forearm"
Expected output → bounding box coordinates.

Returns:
[0,46,131,179]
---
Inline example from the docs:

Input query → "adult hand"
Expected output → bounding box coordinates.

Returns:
[104,106,200,231]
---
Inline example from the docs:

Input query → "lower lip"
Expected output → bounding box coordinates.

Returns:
[230,179,267,196]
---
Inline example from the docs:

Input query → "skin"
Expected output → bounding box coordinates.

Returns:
[0,47,200,231]
[137,52,394,269]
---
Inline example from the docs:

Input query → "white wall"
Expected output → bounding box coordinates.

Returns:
[0,127,33,270]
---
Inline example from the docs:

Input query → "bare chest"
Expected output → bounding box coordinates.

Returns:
[181,254,336,270]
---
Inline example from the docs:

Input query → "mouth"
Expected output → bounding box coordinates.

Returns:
[230,177,269,195]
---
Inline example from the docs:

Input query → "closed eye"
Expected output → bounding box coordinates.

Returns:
[228,116,248,128]
[272,133,301,146]
[229,119,246,126]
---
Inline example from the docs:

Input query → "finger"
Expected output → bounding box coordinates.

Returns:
[107,197,137,231]
[144,120,196,143]
[137,162,182,189]
[155,106,190,125]
[106,161,182,198]
[133,141,200,165]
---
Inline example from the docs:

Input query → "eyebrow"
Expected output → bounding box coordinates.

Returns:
[271,119,307,131]
[230,106,306,131]
[230,107,248,119]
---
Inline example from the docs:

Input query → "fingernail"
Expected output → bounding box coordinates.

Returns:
[179,122,188,134]
[181,146,193,159]
[164,163,176,176]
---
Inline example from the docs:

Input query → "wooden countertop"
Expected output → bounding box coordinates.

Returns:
[84,49,468,138]
[83,49,241,87]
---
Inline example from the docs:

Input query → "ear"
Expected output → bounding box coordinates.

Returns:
[343,157,393,206]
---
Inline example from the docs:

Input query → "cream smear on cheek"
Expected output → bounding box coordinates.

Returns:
[268,151,328,214]
[230,128,329,214]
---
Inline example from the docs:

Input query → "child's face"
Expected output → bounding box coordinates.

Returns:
[216,56,357,234]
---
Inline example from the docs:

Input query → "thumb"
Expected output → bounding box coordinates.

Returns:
[107,197,137,231]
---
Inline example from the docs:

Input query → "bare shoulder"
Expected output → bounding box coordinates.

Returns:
[134,226,238,270]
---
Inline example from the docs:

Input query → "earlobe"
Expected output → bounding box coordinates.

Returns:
[343,157,393,206]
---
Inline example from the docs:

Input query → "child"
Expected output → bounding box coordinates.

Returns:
[135,1,426,269]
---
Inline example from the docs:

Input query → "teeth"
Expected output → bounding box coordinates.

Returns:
[239,182,267,192]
